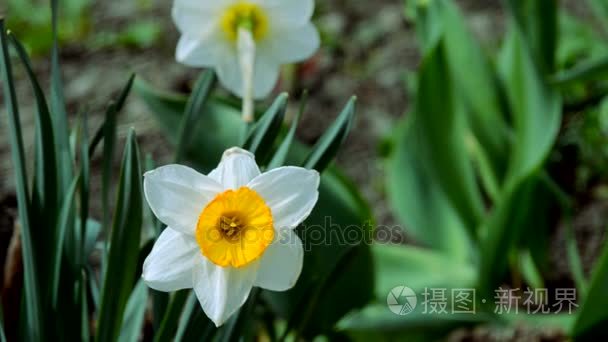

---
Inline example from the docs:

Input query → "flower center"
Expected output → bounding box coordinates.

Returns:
[220,2,269,42]
[196,187,274,268]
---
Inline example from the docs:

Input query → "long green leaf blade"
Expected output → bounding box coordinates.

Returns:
[118,281,148,342]
[0,20,43,341]
[51,0,73,194]
[51,175,80,308]
[267,95,305,169]
[571,224,608,338]
[175,71,216,163]
[7,33,61,312]
[244,93,288,163]
[552,55,608,86]
[174,293,216,342]
[97,129,143,342]
[153,291,190,342]
[303,97,356,173]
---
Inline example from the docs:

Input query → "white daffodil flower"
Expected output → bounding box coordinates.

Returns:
[172,0,320,122]
[142,147,320,326]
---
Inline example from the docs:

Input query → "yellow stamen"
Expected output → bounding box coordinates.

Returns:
[196,187,274,268]
[220,2,269,42]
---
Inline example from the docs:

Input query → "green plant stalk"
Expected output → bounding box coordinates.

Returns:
[0,20,44,341]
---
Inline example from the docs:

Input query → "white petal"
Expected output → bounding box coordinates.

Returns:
[261,23,320,64]
[172,4,217,35]
[144,165,223,235]
[252,51,281,98]
[193,257,259,326]
[208,147,261,190]
[257,0,315,27]
[173,0,226,14]
[142,228,199,292]
[255,228,304,291]
[175,32,228,68]
[216,48,280,99]
[248,166,320,229]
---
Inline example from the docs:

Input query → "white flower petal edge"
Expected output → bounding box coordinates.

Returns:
[248,166,320,229]
[142,227,199,292]
[262,23,320,64]
[193,257,259,327]
[254,229,304,291]
[258,0,315,31]
[144,164,223,235]
[208,147,261,189]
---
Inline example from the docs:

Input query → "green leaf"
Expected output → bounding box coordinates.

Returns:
[337,244,482,340]
[50,0,73,195]
[97,129,143,342]
[118,281,148,342]
[79,113,90,266]
[267,95,305,170]
[477,30,563,294]
[175,70,216,163]
[438,0,510,183]
[153,291,190,342]
[244,93,288,163]
[372,243,476,298]
[0,19,44,341]
[498,27,562,190]
[571,225,608,338]
[174,293,216,342]
[414,43,484,233]
[7,32,60,308]
[386,117,472,260]
[338,304,491,341]
[565,217,587,298]
[303,97,356,173]
[585,0,608,38]
[89,74,135,156]
[552,55,608,86]
[51,175,80,308]
[505,0,558,72]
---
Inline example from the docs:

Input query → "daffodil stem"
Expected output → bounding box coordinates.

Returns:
[237,27,255,124]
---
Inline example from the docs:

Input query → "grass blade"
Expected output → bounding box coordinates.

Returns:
[267,92,306,169]
[175,71,216,163]
[97,129,143,342]
[303,97,356,173]
[0,20,43,341]
[244,93,289,163]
